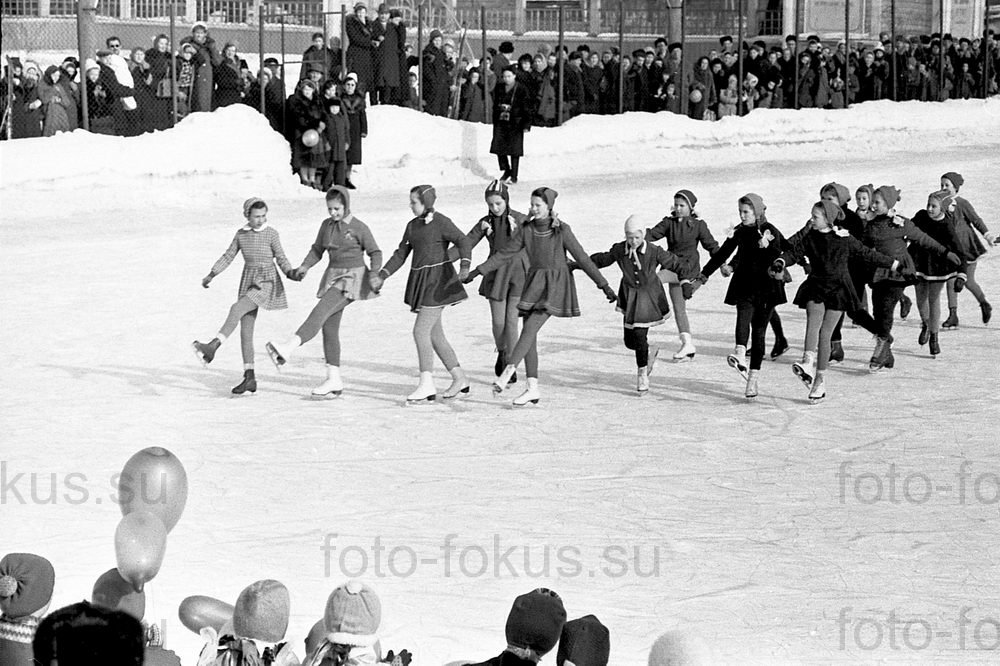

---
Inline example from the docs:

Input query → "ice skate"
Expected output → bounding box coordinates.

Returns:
[192,338,221,365]
[726,345,749,380]
[744,369,759,400]
[808,371,826,403]
[494,350,505,377]
[442,367,470,399]
[406,371,437,404]
[941,307,959,329]
[918,322,929,346]
[792,351,816,389]
[869,335,894,373]
[311,365,344,399]
[637,368,650,393]
[265,341,291,370]
[928,332,940,357]
[647,345,659,376]
[513,377,540,406]
[982,301,992,325]
[231,369,256,395]
[899,293,912,319]
[828,340,844,364]
[769,337,789,360]
[672,332,696,362]
[493,365,516,395]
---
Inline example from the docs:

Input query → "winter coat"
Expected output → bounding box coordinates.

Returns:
[130,63,156,133]
[322,108,350,163]
[300,45,339,82]
[37,69,73,136]
[591,241,696,327]
[213,57,245,108]
[181,35,221,112]
[421,43,451,116]
[950,196,990,260]
[346,14,375,92]
[459,79,486,122]
[373,18,401,89]
[909,210,964,280]
[862,213,949,283]
[581,63,603,113]
[646,214,720,273]
[287,92,325,169]
[702,220,788,307]
[490,81,530,156]
[717,85,738,116]
[145,48,174,130]
[340,91,366,164]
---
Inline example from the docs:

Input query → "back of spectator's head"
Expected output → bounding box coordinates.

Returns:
[537,42,552,57]
[576,43,590,54]
[648,631,712,666]
[0,553,55,621]
[323,580,381,646]
[568,51,582,63]
[33,601,143,666]
[233,579,290,643]
[943,32,953,42]
[505,588,567,658]
[499,40,515,54]
[556,615,610,666]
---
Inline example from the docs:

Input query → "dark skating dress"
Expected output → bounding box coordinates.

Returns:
[590,241,695,328]
[477,218,608,318]
[909,210,963,281]
[780,227,895,312]
[466,209,530,302]
[381,211,472,312]
[701,221,787,308]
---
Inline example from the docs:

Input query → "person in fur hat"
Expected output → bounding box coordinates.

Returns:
[422,29,453,115]
[33,601,144,666]
[197,579,298,666]
[556,614,610,666]
[771,200,900,402]
[466,187,616,406]
[939,171,995,329]
[588,215,700,393]
[465,588,567,665]
[345,3,375,97]
[91,568,182,666]
[0,552,55,666]
[265,186,382,398]
[379,185,473,402]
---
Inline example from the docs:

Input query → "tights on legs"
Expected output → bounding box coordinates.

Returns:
[623,327,649,367]
[946,262,986,307]
[736,301,773,370]
[239,309,257,366]
[667,283,690,333]
[805,302,843,372]
[413,307,459,372]
[915,281,945,333]
[295,291,352,364]
[508,311,548,378]
[219,296,259,338]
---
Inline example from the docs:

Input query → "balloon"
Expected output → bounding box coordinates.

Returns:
[178,595,234,635]
[118,447,188,533]
[92,567,146,620]
[114,511,167,592]
[302,129,320,147]
[304,618,326,655]
[689,88,703,104]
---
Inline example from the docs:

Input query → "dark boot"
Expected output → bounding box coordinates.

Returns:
[982,301,992,325]
[192,338,221,364]
[828,339,844,364]
[918,321,929,346]
[899,293,912,319]
[942,307,959,329]
[232,369,257,395]
[928,333,940,356]
[494,350,506,377]
[770,336,790,360]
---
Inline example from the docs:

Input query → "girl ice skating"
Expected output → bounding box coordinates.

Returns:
[589,215,699,393]
[645,189,720,362]
[192,198,295,394]
[939,172,995,328]
[379,185,472,403]
[465,187,616,406]
[699,194,787,399]
[265,186,382,398]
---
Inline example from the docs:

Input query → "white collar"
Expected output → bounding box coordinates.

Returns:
[628,241,647,254]
[241,224,269,232]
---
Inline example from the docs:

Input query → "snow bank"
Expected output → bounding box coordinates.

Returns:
[0,105,302,193]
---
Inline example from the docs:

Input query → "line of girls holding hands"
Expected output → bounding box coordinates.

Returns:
[191,173,992,404]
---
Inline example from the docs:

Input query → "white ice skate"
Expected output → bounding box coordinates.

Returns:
[637,368,650,393]
[808,372,826,403]
[726,344,749,380]
[647,346,659,376]
[442,367,470,399]
[311,365,344,399]
[745,369,759,400]
[792,351,816,389]
[493,365,516,395]
[265,340,291,370]
[406,371,437,404]
[672,332,696,362]
[513,378,540,406]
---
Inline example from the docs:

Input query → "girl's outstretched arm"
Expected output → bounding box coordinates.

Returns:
[270,230,294,275]
[562,225,609,289]
[205,233,240,286]
[379,223,413,279]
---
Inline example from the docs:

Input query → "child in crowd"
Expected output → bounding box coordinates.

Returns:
[265,187,382,398]
[464,588,566,666]
[379,185,472,403]
[700,194,786,399]
[939,172,995,328]
[193,198,295,395]
[589,215,699,393]
[320,83,350,190]
[645,189,720,361]
[465,187,616,406]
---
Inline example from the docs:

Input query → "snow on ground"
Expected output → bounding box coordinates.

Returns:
[3,101,1000,664]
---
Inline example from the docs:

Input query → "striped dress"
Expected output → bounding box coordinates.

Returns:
[210,225,293,310]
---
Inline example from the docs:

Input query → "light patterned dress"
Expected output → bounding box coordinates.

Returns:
[210,225,293,310]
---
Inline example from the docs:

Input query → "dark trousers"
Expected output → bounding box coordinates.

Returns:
[871,282,905,338]
[497,154,520,179]
[735,301,775,370]
[321,160,346,190]
[623,327,649,367]
[831,271,877,341]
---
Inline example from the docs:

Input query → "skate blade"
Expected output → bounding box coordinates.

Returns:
[809,394,826,404]
[264,342,285,372]
[791,366,813,388]
[647,348,659,376]
[726,356,749,380]
[442,386,471,400]
[405,394,437,405]
[512,399,540,407]
[745,395,758,401]
[311,391,343,400]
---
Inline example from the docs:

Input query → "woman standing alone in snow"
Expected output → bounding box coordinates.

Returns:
[192,198,296,394]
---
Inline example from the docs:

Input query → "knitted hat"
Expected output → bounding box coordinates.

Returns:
[505,588,567,655]
[941,171,964,190]
[556,615,610,666]
[429,29,443,42]
[377,3,388,13]
[875,185,901,209]
[820,182,851,206]
[92,568,145,621]
[855,183,875,201]
[389,8,402,18]
[674,189,697,209]
[0,553,55,619]
[813,200,845,224]
[411,184,436,210]
[32,601,144,666]
[323,580,381,646]
[354,2,366,11]
[232,580,290,643]
[485,179,509,204]
[929,189,955,209]
[84,58,99,73]
[738,193,766,220]
[326,185,351,213]
[531,187,558,211]
[648,630,712,666]
[242,197,267,218]
[624,214,648,234]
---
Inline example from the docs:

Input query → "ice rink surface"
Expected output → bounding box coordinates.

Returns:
[3,101,1000,663]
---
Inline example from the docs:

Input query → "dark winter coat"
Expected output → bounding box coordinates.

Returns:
[591,241,696,326]
[322,107,350,163]
[340,91,366,164]
[459,79,486,122]
[213,57,244,108]
[286,91,325,169]
[490,81,530,157]
[702,221,788,307]
[422,43,451,116]
[180,35,221,112]
[465,652,538,666]
[862,213,949,283]
[299,45,340,82]
[581,63,603,113]
[950,196,990,260]
[909,210,964,280]
[645,214,720,273]
[145,47,174,130]
[346,14,375,92]
[373,18,402,88]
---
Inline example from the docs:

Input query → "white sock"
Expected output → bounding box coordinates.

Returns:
[284,334,302,349]
[216,333,228,343]
[244,363,253,370]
